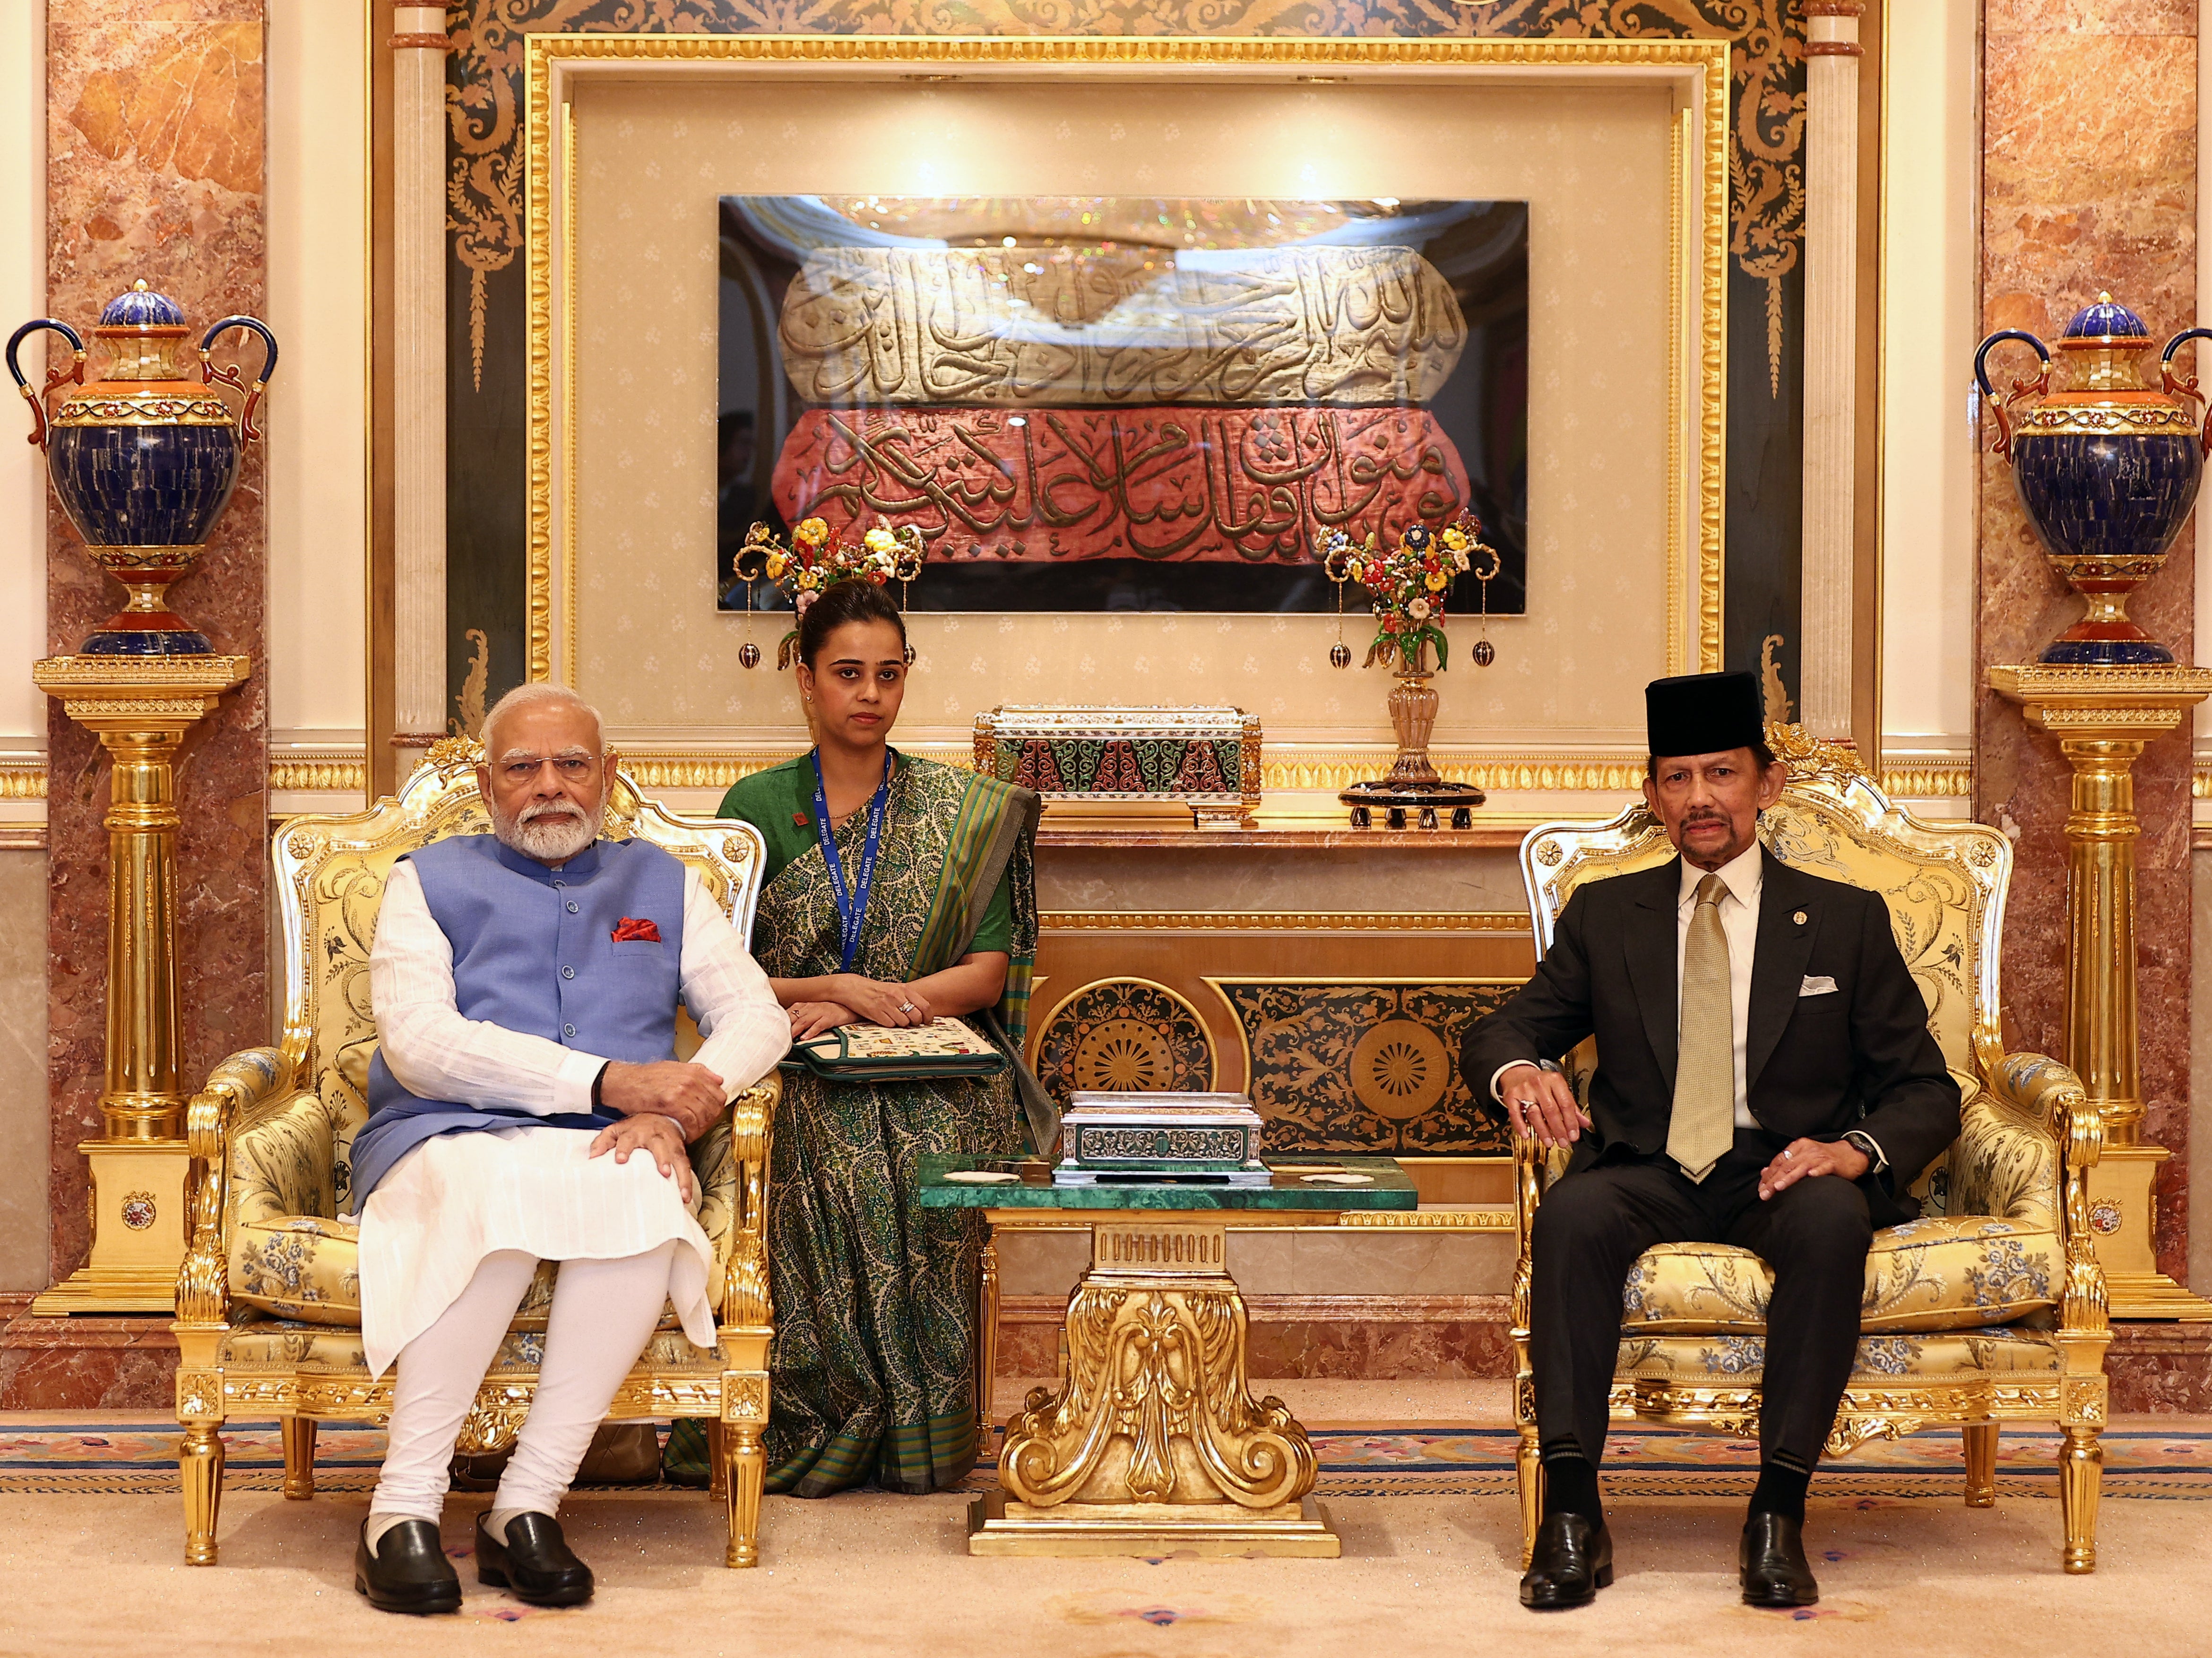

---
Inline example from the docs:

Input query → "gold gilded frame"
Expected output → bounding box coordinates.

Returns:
[521,33,1730,710]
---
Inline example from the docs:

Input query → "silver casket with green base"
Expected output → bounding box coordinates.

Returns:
[1053,1092,1270,1187]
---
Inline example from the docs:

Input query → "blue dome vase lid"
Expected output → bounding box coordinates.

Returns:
[2058,290,2152,346]
[95,278,188,333]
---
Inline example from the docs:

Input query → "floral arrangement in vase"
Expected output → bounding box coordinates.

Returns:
[734,516,925,667]
[1318,511,1498,674]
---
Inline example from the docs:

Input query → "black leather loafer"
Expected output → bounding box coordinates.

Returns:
[1739,1511,1820,1607]
[475,1511,594,1606]
[354,1518,461,1615]
[1520,1512,1613,1610]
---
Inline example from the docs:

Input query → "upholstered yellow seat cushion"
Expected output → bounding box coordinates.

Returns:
[1619,1214,2057,1338]
[218,1319,719,1373]
[1615,1320,2061,1383]
[231,1215,586,1332]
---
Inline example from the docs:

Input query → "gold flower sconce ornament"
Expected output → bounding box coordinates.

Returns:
[730,517,925,669]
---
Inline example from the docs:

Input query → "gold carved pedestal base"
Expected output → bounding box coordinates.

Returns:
[2087,1146,2212,1320]
[969,1215,1339,1558]
[1989,665,2212,1321]
[967,1492,1339,1558]
[33,653,249,1315]
[30,1139,191,1315]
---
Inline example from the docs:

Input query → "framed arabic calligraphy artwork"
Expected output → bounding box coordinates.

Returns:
[716,195,1529,615]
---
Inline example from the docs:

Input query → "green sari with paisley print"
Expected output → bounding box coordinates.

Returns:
[674,751,1045,1497]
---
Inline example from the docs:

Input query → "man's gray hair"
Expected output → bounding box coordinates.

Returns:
[480,683,607,759]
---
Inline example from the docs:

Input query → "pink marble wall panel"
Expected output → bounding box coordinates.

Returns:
[1978,3,2200,1282]
[43,3,268,1282]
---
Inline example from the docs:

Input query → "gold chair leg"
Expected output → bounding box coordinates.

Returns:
[281,1418,317,1501]
[181,1422,225,1565]
[977,1230,1000,1445]
[1515,1425,1543,1570]
[1962,1421,1997,1508]
[2060,1424,2103,1574]
[726,1423,764,1569]
[707,1419,729,1501]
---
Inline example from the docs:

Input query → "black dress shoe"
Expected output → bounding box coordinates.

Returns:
[1520,1512,1613,1610]
[1739,1511,1820,1607]
[354,1518,461,1615]
[475,1511,594,1606]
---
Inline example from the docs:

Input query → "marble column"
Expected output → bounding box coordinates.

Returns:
[43,2,268,1286]
[390,2,447,766]
[1798,1,1863,743]
[1978,0,2198,1285]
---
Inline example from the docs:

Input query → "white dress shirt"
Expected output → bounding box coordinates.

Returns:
[1676,841,1763,1130]
[1488,842,1762,1129]
[370,855,790,1115]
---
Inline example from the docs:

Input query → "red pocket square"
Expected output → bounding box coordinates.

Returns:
[611,916,663,943]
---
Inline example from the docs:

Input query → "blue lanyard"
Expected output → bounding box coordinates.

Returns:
[811,749,892,973]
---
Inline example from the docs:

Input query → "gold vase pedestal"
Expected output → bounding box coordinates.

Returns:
[28,652,249,1316]
[1988,663,2212,1320]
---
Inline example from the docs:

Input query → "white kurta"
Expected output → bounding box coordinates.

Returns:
[357,856,790,1377]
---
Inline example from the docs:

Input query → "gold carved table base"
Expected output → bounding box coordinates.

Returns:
[968,1214,1340,1558]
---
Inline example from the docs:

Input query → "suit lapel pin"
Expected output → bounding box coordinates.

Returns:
[1793,910,1807,925]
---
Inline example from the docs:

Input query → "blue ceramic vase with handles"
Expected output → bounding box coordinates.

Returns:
[6,279,276,655]
[1977,293,2212,666]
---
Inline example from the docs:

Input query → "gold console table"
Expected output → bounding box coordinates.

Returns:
[30,653,250,1316]
[925,1154,1417,1557]
[1989,663,2212,1320]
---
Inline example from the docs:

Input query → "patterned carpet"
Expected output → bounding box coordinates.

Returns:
[8,1419,2210,1500]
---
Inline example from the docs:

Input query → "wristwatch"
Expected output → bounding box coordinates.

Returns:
[1841,1129,1886,1173]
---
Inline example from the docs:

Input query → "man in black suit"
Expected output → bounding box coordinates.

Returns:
[1461,670,1960,1612]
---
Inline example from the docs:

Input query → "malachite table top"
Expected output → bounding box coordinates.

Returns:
[916,1154,1417,1211]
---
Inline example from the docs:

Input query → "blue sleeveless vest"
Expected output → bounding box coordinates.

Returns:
[349,833,688,1207]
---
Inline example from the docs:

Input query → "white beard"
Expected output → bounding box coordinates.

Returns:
[492,797,602,864]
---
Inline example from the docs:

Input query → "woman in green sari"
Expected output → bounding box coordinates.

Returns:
[675,579,1046,1497]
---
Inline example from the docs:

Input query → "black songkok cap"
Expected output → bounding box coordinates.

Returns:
[1645,670,1765,760]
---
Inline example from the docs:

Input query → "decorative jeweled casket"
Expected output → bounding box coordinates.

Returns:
[974,705,1261,829]
[1054,1091,1270,1187]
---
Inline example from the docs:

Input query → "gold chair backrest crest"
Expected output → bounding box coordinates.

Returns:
[1518,723,2005,1081]
[270,740,768,1208]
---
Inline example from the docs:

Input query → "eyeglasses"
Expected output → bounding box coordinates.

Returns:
[496,754,599,782]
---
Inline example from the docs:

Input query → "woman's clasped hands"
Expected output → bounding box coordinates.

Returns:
[787,973,934,1040]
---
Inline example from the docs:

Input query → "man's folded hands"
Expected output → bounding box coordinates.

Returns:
[599,1059,726,1140]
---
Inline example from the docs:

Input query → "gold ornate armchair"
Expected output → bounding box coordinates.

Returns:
[172,740,780,1569]
[1512,727,2110,1572]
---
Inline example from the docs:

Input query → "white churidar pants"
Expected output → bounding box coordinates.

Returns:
[358,1123,720,1524]
[369,1242,679,1522]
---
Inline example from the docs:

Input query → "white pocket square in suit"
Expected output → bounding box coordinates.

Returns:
[1799,975,1839,997]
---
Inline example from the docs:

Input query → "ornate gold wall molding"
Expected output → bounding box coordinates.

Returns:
[1042,911,1528,933]
[0,758,46,800]
[268,756,369,793]
[0,746,1983,810]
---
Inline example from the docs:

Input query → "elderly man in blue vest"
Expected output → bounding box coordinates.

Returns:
[349,684,788,1615]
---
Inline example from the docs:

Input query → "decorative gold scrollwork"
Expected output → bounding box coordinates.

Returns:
[457,1393,533,1454]
[999,1282,1314,1511]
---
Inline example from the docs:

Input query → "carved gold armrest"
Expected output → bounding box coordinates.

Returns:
[178,1047,297,1327]
[1985,1050,2108,1334]
[720,1073,778,1331]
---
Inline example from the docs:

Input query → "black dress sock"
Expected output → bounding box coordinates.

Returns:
[1747,1461,1810,1525]
[1541,1453,1602,1521]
